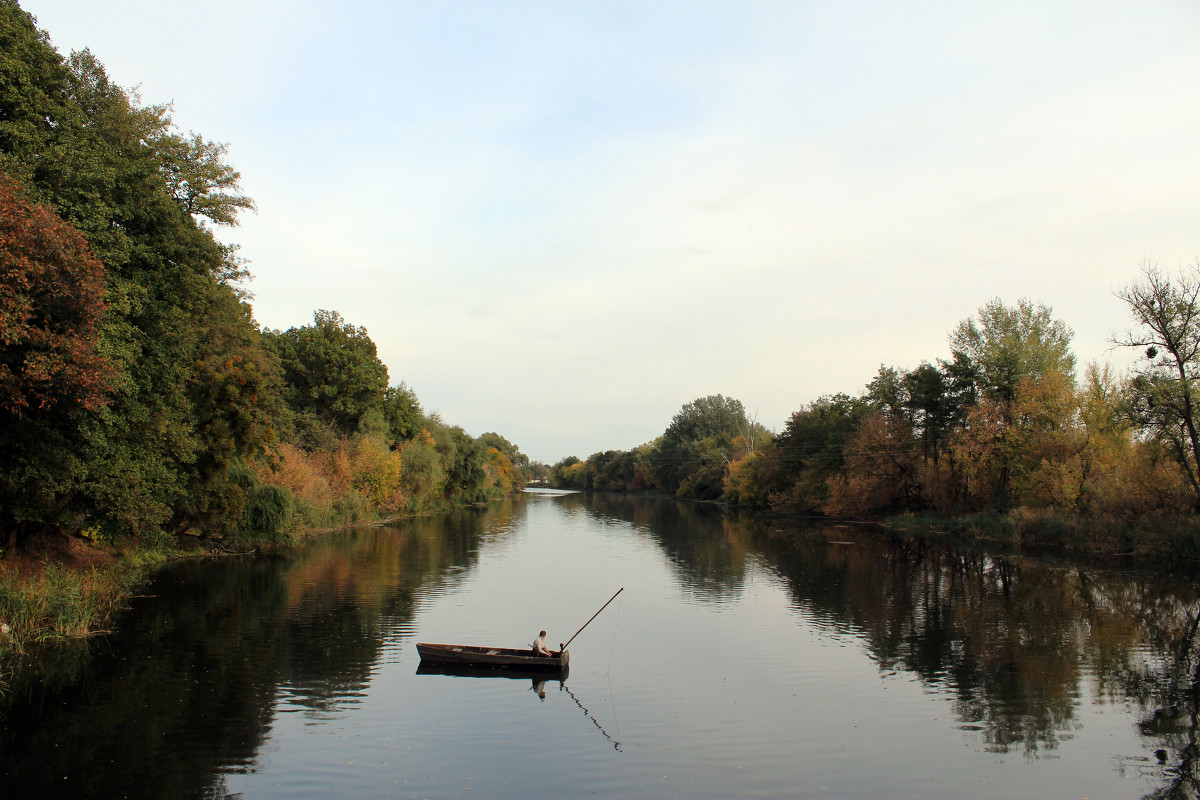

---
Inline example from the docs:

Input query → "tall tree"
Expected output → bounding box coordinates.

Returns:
[902,362,952,467]
[0,4,263,544]
[266,310,389,436]
[949,297,1075,403]
[0,174,112,548]
[651,394,748,498]
[1114,260,1200,510]
[948,298,1075,508]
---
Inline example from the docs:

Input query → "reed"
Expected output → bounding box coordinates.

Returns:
[0,562,143,657]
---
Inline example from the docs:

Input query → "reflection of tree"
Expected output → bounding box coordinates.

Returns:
[584,493,750,601]
[0,499,520,798]
[1098,593,1200,799]
[590,493,1200,779]
[755,526,1156,757]
[752,517,1200,786]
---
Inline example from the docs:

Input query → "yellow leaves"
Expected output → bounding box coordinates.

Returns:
[343,437,405,513]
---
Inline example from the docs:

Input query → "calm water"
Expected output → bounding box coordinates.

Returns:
[3,491,1200,799]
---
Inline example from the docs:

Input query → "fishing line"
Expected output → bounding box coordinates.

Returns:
[606,592,623,745]
[606,591,622,675]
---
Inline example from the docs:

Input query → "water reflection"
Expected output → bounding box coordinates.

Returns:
[2,494,1200,798]
[587,493,1200,796]
[0,501,520,799]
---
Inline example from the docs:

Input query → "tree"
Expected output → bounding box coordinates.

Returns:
[478,432,530,470]
[266,310,389,436]
[651,394,748,497]
[865,365,907,418]
[381,382,424,443]
[0,174,114,548]
[826,411,920,516]
[440,425,488,503]
[767,393,870,512]
[949,298,1075,403]
[947,298,1076,508]
[156,131,255,227]
[0,1,77,176]
[1114,260,1200,510]
[902,362,952,467]
[550,455,582,489]
[0,175,111,416]
[0,10,268,544]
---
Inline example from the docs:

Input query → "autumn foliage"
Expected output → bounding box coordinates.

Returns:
[0,175,111,416]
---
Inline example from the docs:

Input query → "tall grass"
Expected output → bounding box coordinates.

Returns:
[0,563,143,657]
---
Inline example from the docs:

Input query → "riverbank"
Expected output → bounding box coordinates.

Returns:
[879,507,1200,563]
[0,534,179,672]
[580,487,1200,565]
[0,498,507,688]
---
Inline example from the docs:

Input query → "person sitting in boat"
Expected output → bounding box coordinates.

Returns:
[532,630,558,657]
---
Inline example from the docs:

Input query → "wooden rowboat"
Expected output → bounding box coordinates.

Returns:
[416,588,622,675]
[416,642,569,670]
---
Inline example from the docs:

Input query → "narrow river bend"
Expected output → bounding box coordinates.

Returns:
[3,490,1199,799]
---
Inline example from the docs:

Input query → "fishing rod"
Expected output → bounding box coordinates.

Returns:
[561,587,624,651]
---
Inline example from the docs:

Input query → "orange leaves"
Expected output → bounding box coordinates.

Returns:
[0,174,113,416]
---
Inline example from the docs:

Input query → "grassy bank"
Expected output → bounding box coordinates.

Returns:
[884,508,1200,562]
[0,494,494,690]
[0,531,180,671]
[0,563,143,653]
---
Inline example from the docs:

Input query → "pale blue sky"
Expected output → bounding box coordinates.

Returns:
[20,1,1200,463]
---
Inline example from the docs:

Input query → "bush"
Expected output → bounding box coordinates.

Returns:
[235,484,296,545]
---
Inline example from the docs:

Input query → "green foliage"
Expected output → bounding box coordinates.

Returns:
[398,433,445,511]
[441,425,489,503]
[587,449,647,491]
[768,393,870,511]
[332,489,368,526]
[550,455,583,488]
[155,131,255,227]
[949,298,1075,404]
[266,310,389,436]
[0,7,269,547]
[902,362,953,464]
[237,485,295,545]
[652,394,749,497]
[381,382,423,443]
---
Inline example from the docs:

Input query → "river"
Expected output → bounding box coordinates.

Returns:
[2,490,1199,798]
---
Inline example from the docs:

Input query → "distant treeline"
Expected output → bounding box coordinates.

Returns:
[0,2,533,554]
[551,280,1200,542]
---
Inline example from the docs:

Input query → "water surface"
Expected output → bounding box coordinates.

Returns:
[2,491,1199,798]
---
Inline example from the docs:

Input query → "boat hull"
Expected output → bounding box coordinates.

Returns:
[416,642,569,670]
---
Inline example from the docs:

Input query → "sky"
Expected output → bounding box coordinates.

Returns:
[19,1,1200,464]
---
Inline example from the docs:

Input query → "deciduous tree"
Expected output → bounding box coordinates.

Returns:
[267,310,389,435]
[1115,260,1200,510]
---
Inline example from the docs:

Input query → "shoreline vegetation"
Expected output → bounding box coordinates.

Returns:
[545,283,1200,566]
